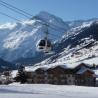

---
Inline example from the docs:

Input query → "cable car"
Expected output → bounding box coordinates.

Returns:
[37,38,52,53]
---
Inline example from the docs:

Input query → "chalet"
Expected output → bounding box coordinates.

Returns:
[75,68,95,86]
[33,68,46,84]
[47,66,67,84]
[74,63,95,86]
[46,65,76,85]
[15,63,96,86]
[25,71,34,83]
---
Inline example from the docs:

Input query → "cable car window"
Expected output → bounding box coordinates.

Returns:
[39,40,46,46]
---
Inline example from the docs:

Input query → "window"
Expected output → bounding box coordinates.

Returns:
[54,77,57,80]
[60,75,64,78]
[68,80,71,83]
[61,79,65,82]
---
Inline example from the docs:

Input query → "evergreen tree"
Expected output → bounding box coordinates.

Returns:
[15,65,27,83]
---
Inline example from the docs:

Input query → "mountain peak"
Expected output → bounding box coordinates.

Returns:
[38,11,53,17]
[33,11,69,30]
[36,11,64,22]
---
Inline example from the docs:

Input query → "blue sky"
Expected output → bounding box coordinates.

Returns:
[0,0,98,24]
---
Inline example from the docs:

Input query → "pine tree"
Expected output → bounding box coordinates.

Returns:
[15,65,27,83]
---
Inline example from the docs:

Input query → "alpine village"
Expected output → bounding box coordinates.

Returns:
[0,1,98,88]
[0,62,98,87]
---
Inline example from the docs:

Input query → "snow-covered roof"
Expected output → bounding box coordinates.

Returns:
[25,62,91,72]
[25,63,74,72]
[77,67,93,74]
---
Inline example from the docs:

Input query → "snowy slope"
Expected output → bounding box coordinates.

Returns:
[0,84,98,98]
[42,21,98,65]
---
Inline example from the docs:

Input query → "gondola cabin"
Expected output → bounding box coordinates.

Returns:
[37,38,52,53]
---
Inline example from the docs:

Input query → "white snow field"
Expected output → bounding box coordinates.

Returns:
[0,84,98,98]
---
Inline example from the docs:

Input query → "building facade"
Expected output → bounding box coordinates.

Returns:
[15,63,96,86]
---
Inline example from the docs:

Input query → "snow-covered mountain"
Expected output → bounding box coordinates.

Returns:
[0,11,98,65]
[0,11,69,62]
[44,21,98,65]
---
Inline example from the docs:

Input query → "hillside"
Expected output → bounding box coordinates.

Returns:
[41,21,98,65]
[0,11,98,66]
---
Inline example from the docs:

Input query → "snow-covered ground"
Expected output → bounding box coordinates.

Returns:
[0,84,98,98]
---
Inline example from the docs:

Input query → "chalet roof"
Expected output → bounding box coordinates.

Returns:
[76,67,94,74]
[25,62,91,72]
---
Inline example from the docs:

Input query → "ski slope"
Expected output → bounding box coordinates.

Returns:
[0,84,98,98]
